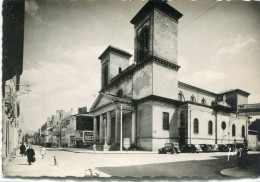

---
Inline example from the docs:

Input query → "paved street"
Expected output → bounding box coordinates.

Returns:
[3,145,260,178]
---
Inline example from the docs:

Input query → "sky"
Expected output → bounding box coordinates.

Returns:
[20,0,260,131]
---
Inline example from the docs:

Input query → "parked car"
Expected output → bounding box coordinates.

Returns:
[194,144,203,152]
[226,144,235,152]
[158,143,180,154]
[208,144,218,152]
[173,143,181,153]
[180,144,199,153]
[217,144,229,152]
[206,144,218,152]
[235,143,245,151]
[199,144,212,152]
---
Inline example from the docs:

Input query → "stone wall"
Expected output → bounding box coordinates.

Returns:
[153,63,178,100]
[133,64,153,99]
[153,9,178,64]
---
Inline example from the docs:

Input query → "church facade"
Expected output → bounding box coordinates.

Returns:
[90,1,250,151]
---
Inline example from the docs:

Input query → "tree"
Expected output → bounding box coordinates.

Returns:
[249,119,260,132]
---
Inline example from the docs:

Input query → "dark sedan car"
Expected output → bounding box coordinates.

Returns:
[226,144,235,152]
[217,144,229,152]
[158,143,180,154]
[180,144,199,153]
[199,144,212,152]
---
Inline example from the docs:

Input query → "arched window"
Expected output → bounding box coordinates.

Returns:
[242,125,245,138]
[117,90,123,97]
[221,121,226,130]
[208,120,213,135]
[201,98,207,105]
[190,95,196,102]
[232,124,236,136]
[118,67,122,74]
[194,118,199,134]
[102,65,108,87]
[138,27,150,62]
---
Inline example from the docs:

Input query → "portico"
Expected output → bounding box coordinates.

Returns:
[91,95,136,147]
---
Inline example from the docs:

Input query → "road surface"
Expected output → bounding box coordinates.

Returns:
[33,145,260,178]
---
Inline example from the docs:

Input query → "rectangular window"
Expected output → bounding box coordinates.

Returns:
[163,112,169,130]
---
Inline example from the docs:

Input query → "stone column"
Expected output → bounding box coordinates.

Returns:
[93,116,97,143]
[99,115,103,144]
[107,111,111,144]
[131,111,136,144]
[115,109,120,143]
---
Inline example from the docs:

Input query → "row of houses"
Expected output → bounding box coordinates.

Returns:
[35,108,94,148]
[2,0,25,167]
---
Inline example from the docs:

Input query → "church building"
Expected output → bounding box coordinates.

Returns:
[90,0,250,151]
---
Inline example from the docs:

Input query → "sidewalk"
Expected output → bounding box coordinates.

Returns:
[3,153,67,177]
[56,147,158,154]
[221,164,260,178]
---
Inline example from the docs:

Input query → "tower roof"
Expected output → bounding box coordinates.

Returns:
[130,0,183,25]
[98,45,132,60]
[218,89,250,97]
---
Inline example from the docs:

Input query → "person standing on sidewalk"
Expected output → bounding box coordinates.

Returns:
[25,146,35,165]
[19,143,26,156]
[40,146,46,159]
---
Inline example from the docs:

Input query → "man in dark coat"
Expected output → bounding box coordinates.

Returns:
[25,146,35,165]
[19,143,26,156]
[237,146,248,168]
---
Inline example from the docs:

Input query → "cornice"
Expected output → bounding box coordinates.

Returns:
[102,55,180,90]
[178,81,217,97]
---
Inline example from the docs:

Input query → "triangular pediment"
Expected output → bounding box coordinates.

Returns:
[90,94,113,111]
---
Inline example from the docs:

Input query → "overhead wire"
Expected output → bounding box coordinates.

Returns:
[178,1,225,32]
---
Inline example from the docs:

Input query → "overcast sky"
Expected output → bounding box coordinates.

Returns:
[20,0,260,131]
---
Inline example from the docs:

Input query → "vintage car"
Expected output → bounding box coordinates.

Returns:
[209,144,219,152]
[180,144,199,153]
[199,144,212,152]
[226,144,236,152]
[158,143,180,154]
[194,144,203,152]
[217,144,229,152]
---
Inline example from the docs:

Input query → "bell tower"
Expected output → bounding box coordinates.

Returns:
[130,0,182,64]
[98,45,132,89]
[131,0,183,100]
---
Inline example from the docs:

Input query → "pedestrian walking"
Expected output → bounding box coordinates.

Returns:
[237,146,248,168]
[40,146,46,159]
[25,145,35,165]
[19,143,26,156]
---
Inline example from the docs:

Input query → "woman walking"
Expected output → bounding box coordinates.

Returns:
[25,146,35,165]
[19,143,26,156]
[40,146,46,159]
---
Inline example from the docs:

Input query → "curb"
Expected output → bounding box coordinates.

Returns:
[220,166,259,178]
[60,149,158,154]
[49,148,158,154]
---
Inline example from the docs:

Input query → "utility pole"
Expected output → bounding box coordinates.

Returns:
[120,105,123,152]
